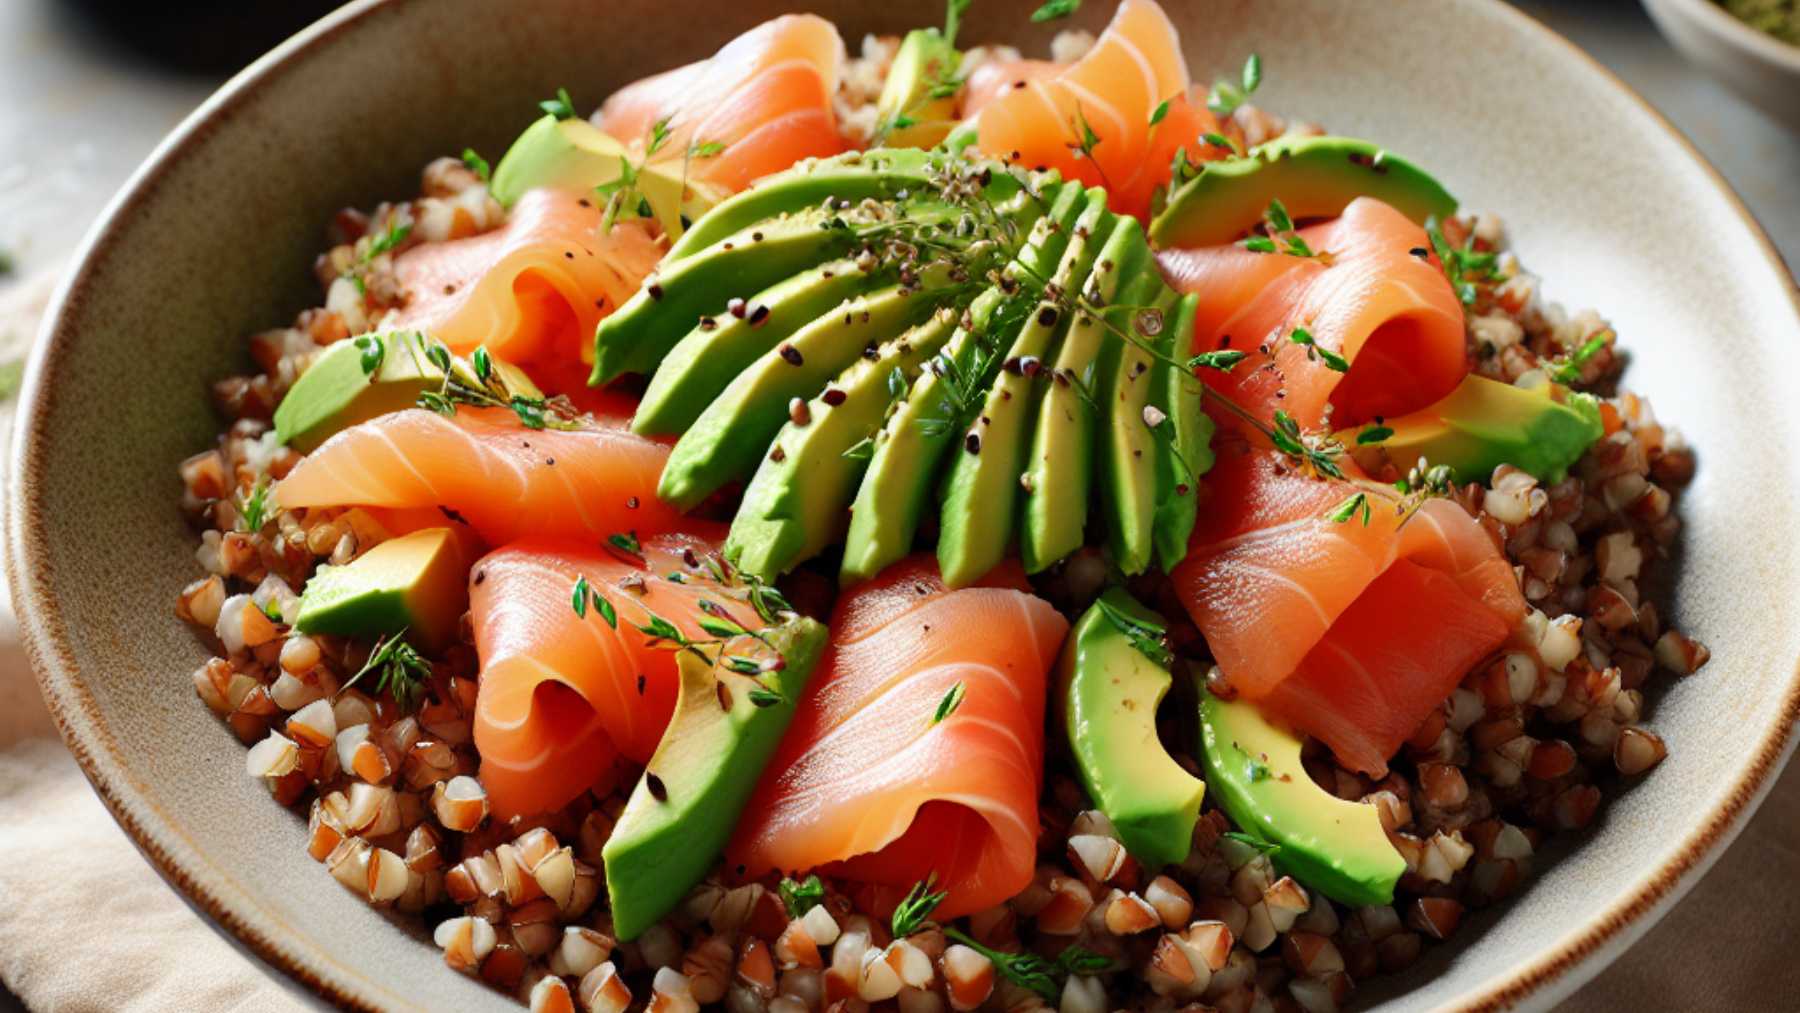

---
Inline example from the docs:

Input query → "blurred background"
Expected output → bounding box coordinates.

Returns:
[0,1,1794,1010]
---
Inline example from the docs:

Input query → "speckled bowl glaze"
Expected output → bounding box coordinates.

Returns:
[7,0,1799,1009]
[1642,0,1800,131]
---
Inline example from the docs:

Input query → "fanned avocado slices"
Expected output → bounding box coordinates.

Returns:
[937,187,1111,588]
[592,147,1216,583]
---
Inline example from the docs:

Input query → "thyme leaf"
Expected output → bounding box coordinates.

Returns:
[1030,0,1081,22]
[933,682,966,723]
[779,875,826,917]
[890,875,947,938]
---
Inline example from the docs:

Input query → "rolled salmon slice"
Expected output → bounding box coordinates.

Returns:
[387,188,664,368]
[469,530,752,819]
[273,406,681,547]
[1158,196,1468,428]
[1172,446,1527,775]
[969,0,1222,219]
[729,557,1068,919]
[597,14,848,193]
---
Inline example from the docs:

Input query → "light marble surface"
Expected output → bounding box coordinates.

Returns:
[0,1,1793,1011]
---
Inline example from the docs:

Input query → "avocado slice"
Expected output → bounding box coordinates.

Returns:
[274,332,542,453]
[658,281,951,510]
[604,618,828,940]
[1342,374,1603,485]
[937,187,1111,588]
[1199,692,1405,907]
[1058,590,1206,869]
[633,259,879,436]
[275,332,444,453]
[293,526,478,651]
[725,311,957,581]
[1095,277,1175,577]
[1022,216,1172,575]
[1150,293,1215,572]
[1150,135,1458,249]
[666,148,1033,261]
[839,183,1082,585]
[593,209,873,384]
[489,115,726,239]
[874,28,962,150]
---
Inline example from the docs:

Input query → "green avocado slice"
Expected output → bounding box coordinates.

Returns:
[838,183,1083,585]
[725,311,957,582]
[1150,293,1215,572]
[873,28,962,150]
[488,115,724,240]
[1096,276,1175,577]
[1150,135,1457,250]
[1341,374,1603,486]
[1021,216,1172,575]
[937,187,1111,588]
[665,149,1033,261]
[604,617,828,940]
[1058,589,1206,869]
[658,282,951,511]
[632,259,878,436]
[593,209,869,384]
[1200,692,1405,907]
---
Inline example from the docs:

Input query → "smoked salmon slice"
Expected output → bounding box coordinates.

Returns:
[597,14,848,193]
[387,188,663,368]
[728,557,1067,919]
[1158,196,1467,429]
[469,530,756,819]
[273,406,681,546]
[1172,447,1526,775]
[1262,559,1510,776]
[968,0,1223,219]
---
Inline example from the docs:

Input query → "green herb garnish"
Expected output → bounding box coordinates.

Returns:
[1030,0,1081,21]
[1220,830,1281,856]
[943,928,1107,1002]
[236,476,271,532]
[1288,326,1348,373]
[933,682,966,723]
[1327,491,1372,526]
[608,531,642,556]
[338,629,433,712]
[540,87,576,120]
[890,875,948,938]
[1548,329,1613,385]
[1207,53,1263,118]
[1188,349,1247,372]
[778,874,826,917]
[461,148,490,182]
[1095,597,1172,669]
[1357,424,1394,445]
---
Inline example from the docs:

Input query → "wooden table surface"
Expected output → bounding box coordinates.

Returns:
[0,1,1794,1010]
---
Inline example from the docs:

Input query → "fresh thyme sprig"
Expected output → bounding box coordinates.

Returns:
[942,928,1110,1001]
[779,875,826,916]
[337,629,433,712]
[461,148,490,182]
[539,87,576,121]
[235,475,270,533]
[932,682,966,723]
[1030,0,1081,22]
[891,875,948,938]
[1424,215,1504,307]
[1207,53,1262,118]
[1095,596,1173,668]
[402,334,582,432]
[1243,199,1328,262]
[1547,327,1614,385]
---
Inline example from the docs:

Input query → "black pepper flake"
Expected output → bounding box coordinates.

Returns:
[723,242,735,251]
[699,317,718,331]
[647,283,664,300]
[964,432,982,454]
[779,343,804,366]
[578,198,592,208]
[473,570,487,585]
[443,284,457,295]
[1410,247,1430,259]
[751,231,764,242]
[749,304,771,327]
[645,772,668,802]
[728,297,747,318]
[545,457,555,466]
[564,251,575,260]
[637,674,647,694]
[683,548,700,568]
[822,388,847,407]
[915,582,931,595]
[1037,307,1059,327]
[770,445,787,463]
[822,269,835,279]
[439,505,469,525]
[862,343,880,360]
[627,496,640,509]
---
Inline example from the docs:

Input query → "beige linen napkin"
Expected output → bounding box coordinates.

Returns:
[0,267,1794,1011]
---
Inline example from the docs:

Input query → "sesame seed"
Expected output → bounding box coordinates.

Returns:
[728,298,747,318]
[1037,307,1059,327]
[749,304,771,326]
[964,432,981,455]
[779,343,804,366]
[645,772,668,802]
[648,283,664,300]
[789,398,811,426]
[822,388,847,407]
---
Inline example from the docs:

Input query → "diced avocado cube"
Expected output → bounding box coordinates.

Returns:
[874,28,963,149]
[604,616,828,939]
[293,526,478,651]
[274,333,444,453]
[1058,589,1205,869]
[1200,692,1405,907]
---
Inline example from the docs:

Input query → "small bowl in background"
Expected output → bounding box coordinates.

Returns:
[1643,0,1800,130]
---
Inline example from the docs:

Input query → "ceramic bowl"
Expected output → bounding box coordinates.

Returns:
[8,0,1800,1009]
[1642,0,1800,132]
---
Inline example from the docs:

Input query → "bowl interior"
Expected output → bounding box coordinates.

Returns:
[10,0,1800,1010]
